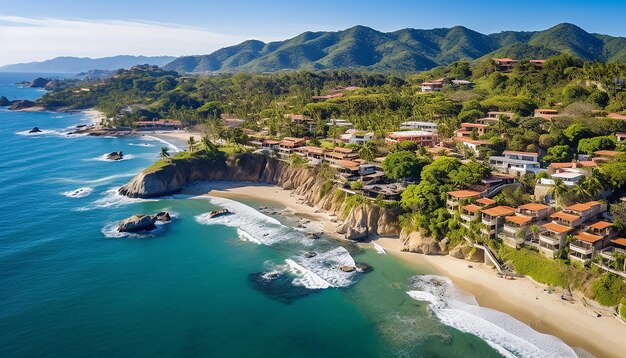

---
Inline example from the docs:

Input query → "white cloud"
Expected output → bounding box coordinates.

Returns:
[0,16,267,65]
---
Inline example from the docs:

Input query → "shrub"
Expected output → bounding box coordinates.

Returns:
[590,274,626,306]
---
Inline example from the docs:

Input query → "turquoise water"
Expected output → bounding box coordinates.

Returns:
[0,73,575,357]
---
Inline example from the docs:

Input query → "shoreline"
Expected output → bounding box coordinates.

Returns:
[179,180,626,357]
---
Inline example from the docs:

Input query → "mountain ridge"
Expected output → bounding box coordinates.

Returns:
[165,23,626,73]
[0,55,178,73]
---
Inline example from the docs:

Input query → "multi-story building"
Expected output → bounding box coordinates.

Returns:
[339,129,374,145]
[494,58,517,71]
[563,201,607,222]
[446,190,481,214]
[480,206,516,238]
[489,150,542,175]
[569,221,615,263]
[278,137,306,157]
[539,222,573,258]
[454,123,489,138]
[460,204,481,228]
[385,131,437,147]
[500,203,552,248]
[399,121,438,133]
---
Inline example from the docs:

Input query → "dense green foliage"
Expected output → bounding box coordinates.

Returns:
[590,274,626,306]
[164,23,626,73]
[382,151,431,180]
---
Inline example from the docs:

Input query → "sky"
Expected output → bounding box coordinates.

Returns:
[0,0,625,65]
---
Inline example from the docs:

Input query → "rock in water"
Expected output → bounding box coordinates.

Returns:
[28,127,42,133]
[28,77,51,88]
[117,214,156,232]
[155,211,171,222]
[0,96,11,106]
[106,151,123,160]
[338,265,355,272]
[355,262,373,273]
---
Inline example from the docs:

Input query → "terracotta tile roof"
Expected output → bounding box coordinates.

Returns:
[611,238,626,247]
[333,147,354,154]
[588,221,612,230]
[506,215,533,225]
[566,201,602,212]
[262,139,281,145]
[542,222,573,234]
[461,204,482,213]
[336,160,360,170]
[448,190,481,199]
[476,197,496,205]
[551,211,581,222]
[594,150,620,157]
[460,123,488,128]
[518,203,549,211]
[574,232,604,243]
[482,206,516,217]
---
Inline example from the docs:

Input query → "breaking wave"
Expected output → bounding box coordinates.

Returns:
[62,187,94,198]
[53,172,137,186]
[406,275,577,358]
[195,196,357,289]
[372,242,387,254]
[86,153,135,162]
[76,187,156,211]
[140,136,180,152]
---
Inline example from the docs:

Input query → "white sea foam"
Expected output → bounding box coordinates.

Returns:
[406,275,577,358]
[53,172,137,185]
[236,228,263,244]
[62,187,94,198]
[86,153,135,162]
[76,187,156,211]
[194,196,296,246]
[290,246,356,288]
[372,242,387,254]
[129,142,155,147]
[285,259,332,289]
[140,135,180,152]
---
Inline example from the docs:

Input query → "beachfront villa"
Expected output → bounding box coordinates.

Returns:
[569,221,616,263]
[446,190,481,214]
[489,150,542,175]
[480,206,516,238]
[500,203,552,248]
[278,137,306,157]
[325,146,359,164]
[539,222,572,257]
[599,238,626,275]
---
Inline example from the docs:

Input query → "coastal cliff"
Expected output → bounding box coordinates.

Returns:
[119,153,400,239]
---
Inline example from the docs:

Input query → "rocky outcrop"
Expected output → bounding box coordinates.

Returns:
[119,153,401,241]
[0,96,10,106]
[9,100,36,110]
[117,214,156,232]
[28,77,51,88]
[106,151,124,160]
[336,205,401,240]
[28,127,42,133]
[399,229,444,254]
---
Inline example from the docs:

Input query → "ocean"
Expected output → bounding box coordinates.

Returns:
[0,72,576,357]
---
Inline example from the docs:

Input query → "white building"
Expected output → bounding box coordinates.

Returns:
[400,121,438,133]
[489,150,542,175]
[326,119,353,128]
[339,129,374,145]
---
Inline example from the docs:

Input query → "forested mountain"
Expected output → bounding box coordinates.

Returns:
[165,23,626,73]
[0,55,177,73]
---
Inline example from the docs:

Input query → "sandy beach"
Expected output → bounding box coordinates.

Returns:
[149,130,203,150]
[180,181,626,357]
[82,109,106,126]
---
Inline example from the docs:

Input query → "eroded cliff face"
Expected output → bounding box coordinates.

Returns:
[118,153,400,240]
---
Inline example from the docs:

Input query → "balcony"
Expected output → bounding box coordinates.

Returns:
[570,240,593,254]
[570,250,592,262]
[599,246,626,261]
[482,217,497,226]
[460,213,477,222]
[499,231,523,248]
[539,234,561,245]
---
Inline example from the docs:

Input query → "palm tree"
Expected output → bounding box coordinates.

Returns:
[201,135,216,152]
[548,178,568,208]
[358,141,377,162]
[160,147,170,160]
[530,224,540,246]
[187,136,197,152]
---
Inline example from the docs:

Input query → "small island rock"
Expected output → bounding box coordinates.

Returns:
[155,211,171,221]
[29,77,51,88]
[117,214,156,233]
[0,96,11,106]
[106,151,124,160]
[9,100,36,110]
[28,127,42,133]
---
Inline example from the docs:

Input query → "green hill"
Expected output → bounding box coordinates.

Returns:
[164,23,626,73]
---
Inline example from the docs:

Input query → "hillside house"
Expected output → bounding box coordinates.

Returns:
[481,206,516,238]
[400,121,438,133]
[446,190,481,214]
[385,131,437,147]
[534,109,559,119]
[489,150,542,175]
[454,123,489,138]
[569,221,615,263]
[340,129,374,145]
[494,58,517,71]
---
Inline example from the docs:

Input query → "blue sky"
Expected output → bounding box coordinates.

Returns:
[0,0,624,65]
